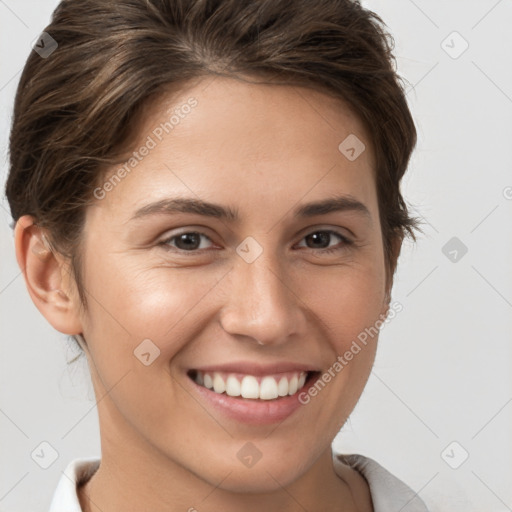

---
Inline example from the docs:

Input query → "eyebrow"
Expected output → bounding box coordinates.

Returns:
[129,194,372,224]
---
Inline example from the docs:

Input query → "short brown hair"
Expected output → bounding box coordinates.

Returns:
[5,0,422,315]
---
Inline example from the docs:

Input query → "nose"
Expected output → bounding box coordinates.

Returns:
[219,250,307,346]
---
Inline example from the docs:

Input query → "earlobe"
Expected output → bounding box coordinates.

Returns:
[14,215,83,335]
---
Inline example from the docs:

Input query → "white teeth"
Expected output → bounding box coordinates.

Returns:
[277,377,288,396]
[203,373,213,389]
[240,375,259,399]
[226,375,241,396]
[213,372,226,393]
[260,376,278,400]
[277,376,289,397]
[288,374,298,395]
[193,370,309,400]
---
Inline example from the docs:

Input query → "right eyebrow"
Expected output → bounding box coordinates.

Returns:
[129,197,239,222]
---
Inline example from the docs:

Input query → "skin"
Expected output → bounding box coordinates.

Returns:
[15,76,403,512]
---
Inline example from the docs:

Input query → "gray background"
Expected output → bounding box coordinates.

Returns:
[1,1,511,510]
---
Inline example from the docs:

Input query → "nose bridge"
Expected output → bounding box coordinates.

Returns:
[220,244,304,345]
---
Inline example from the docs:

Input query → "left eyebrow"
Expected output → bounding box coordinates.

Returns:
[129,194,372,225]
[294,195,372,225]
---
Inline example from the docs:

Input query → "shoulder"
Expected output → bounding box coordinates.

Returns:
[333,451,430,512]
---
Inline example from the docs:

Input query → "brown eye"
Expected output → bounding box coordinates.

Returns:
[296,230,353,254]
[160,231,214,252]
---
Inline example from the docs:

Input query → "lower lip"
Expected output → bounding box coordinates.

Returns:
[188,374,318,425]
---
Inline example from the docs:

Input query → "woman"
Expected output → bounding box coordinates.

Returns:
[6,0,428,510]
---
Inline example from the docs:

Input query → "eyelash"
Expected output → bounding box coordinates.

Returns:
[158,229,353,255]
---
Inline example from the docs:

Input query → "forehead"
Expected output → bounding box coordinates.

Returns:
[142,75,374,163]
[92,76,377,224]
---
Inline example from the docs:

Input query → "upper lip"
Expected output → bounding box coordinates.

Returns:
[190,361,321,376]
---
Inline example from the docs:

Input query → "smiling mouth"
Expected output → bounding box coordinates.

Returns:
[187,369,320,400]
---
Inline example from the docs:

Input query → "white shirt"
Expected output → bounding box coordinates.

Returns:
[48,451,430,511]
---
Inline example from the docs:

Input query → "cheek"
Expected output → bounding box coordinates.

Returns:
[300,261,386,347]
[80,252,229,411]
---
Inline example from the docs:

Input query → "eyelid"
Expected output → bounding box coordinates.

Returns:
[296,224,353,241]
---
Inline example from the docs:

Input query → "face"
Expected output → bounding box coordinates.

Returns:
[73,76,391,492]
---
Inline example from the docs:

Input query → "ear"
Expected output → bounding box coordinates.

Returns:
[381,233,404,318]
[14,215,83,335]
